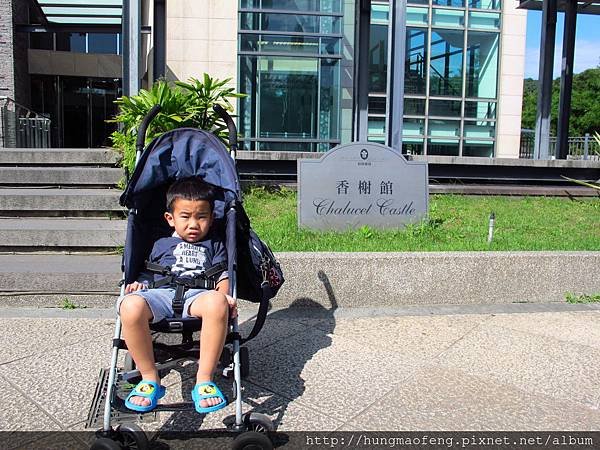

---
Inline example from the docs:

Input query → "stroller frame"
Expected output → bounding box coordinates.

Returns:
[92,105,274,450]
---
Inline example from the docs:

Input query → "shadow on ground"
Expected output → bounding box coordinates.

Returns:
[148,270,338,449]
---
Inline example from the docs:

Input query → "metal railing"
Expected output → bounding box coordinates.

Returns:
[0,97,51,148]
[520,130,600,160]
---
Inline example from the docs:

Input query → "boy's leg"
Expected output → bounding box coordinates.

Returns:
[188,291,229,408]
[119,295,159,408]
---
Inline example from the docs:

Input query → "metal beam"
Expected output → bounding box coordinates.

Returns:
[386,0,406,151]
[123,0,141,96]
[153,0,166,81]
[16,24,150,33]
[556,0,577,159]
[354,0,371,142]
[533,0,557,159]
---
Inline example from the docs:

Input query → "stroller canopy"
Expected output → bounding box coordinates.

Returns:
[120,127,241,218]
[119,127,241,283]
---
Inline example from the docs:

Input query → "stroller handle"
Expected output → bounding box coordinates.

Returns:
[213,104,238,155]
[136,104,162,154]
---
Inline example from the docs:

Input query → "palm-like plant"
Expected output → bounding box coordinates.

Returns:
[110,75,244,175]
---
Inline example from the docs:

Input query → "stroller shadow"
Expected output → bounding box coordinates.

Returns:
[150,270,338,448]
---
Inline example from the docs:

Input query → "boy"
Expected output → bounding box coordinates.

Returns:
[117,177,236,414]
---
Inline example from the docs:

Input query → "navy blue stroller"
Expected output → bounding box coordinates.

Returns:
[90,105,275,450]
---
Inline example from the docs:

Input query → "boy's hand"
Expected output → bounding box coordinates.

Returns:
[225,294,238,318]
[124,282,147,294]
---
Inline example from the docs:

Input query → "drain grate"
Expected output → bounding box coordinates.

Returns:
[86,367,158,429]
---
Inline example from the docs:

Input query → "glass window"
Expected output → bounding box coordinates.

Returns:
[469,0,501,10]
[429,29,464,97]
[88,33,117,54]
[240,12,341,34]
[427,139,460,155]
[242,0,342,13]
[241,34,321,54]
[369,23,388,92]
[402,141,424,155]
[371,3,389,24]
[368,118,385,136]
[429,99,462,117]
[432,9,465,28]
[405,28,428,95]
[56,32,86,53]
[463,141,494,156]
[407,7,428,26]
[463,120,495,139]
[464,100,496,119]
[319,57,340,141]
[30,32,53,50]
[404,97,426,115]
[408,0,428,5]
[468,11,500,30]
[428,119,460,137]
[404,118,425,136]
[465,31,499,98]
[433,0,466,6]
[369,96,387,115]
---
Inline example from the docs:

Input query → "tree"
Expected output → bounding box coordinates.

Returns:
[521,67,600,136]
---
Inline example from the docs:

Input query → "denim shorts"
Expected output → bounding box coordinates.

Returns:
[116,288,210,323]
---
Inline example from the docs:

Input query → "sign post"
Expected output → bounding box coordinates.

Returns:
[298,143,428,231]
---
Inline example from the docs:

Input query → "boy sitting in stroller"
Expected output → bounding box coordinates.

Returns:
[116,177,236,414]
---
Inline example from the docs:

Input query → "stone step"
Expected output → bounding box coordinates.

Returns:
[0,167,123,187]
[0,218,126,249]
[0,188,125,216]
[0,148,119,166]
[0,254,121,295]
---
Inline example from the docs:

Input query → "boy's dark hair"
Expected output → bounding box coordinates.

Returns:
[166,177,215,212]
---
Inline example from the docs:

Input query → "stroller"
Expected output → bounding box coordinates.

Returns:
[90,105,275,450]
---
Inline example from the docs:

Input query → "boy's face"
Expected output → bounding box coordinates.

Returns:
[165,198,213,243]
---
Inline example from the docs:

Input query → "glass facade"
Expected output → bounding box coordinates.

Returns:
[238,0,342,151]
[30,32,121,54]
[368,0,500,156]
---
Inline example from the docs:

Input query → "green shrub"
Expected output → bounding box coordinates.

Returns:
[110,74,245,175]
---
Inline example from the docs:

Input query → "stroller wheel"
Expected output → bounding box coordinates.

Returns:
[90,437,122,450]
[116,423,150,450]
[232,431,273,450]
[243,412,274,433]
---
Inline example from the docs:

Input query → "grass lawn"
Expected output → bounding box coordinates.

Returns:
[242,188,600,252]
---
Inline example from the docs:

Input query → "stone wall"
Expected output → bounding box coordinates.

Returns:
[0,0,15,99]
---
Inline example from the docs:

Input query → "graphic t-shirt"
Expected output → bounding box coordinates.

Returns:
[142,232,228,284]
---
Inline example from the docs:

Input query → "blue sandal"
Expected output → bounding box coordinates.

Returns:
[124,380,166,413]
[191,381,227,414]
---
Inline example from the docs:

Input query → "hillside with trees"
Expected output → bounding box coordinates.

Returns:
[521,67,600,136]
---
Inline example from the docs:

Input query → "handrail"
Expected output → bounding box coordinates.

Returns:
[0,97,51,148]
[0,96,50,119]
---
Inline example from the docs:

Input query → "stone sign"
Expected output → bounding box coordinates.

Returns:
[298,142,428,230]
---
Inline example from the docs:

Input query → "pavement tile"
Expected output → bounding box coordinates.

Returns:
[437,323,600,409]
[0,318,114,365]
[0,337,113,429]
[340,366,600,431]
[245,327,420,423]
[488,311,600,349]
[313,314,487,359]
[139,378,341,433]
[0,377,61,449]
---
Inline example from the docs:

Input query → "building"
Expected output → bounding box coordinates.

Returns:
[2,0,527,157]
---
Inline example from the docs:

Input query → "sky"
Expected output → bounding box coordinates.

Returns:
[525,10,600,79]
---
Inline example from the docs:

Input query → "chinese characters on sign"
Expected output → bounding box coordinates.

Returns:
[298,142,428,230]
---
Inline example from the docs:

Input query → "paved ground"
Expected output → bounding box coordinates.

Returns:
[0,302,599,449]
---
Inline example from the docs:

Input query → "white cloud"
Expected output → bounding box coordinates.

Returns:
[524,39,600,79]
